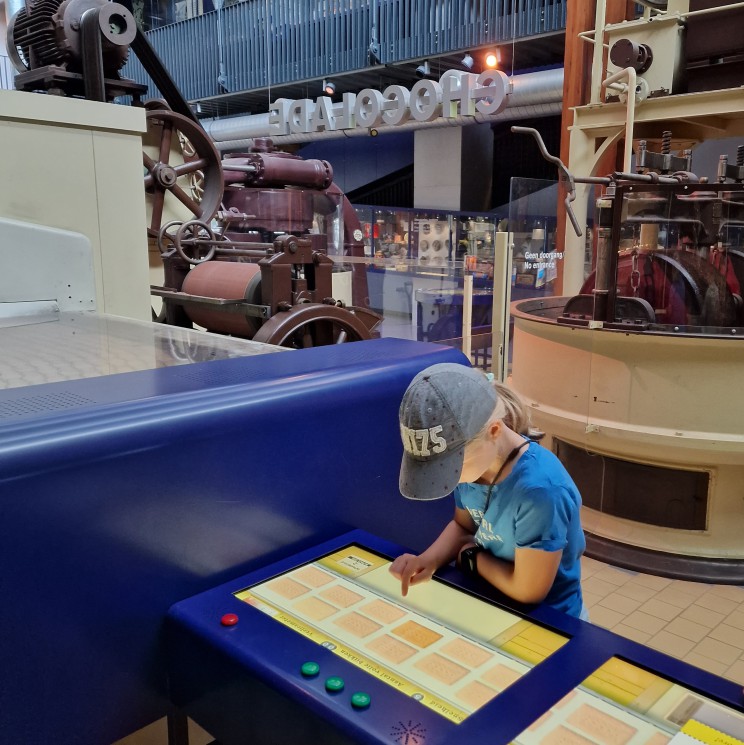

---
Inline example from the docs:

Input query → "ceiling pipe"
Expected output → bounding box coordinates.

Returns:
[6,0,27,22]
[202,67,564,151]
[211,102,563,152]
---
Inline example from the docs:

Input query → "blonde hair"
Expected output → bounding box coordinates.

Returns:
[473,380,531,438]
[493,382,531,435]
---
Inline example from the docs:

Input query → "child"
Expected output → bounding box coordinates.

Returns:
[390,363,587,619]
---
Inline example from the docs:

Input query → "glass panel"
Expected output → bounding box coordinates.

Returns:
[362,254,461,342]
[343,206,510,370]
[581,183,744,331]
[331,237,509,374]
[353,206,375,257]
[148,197,509,358]
[507,177,560,376]
[508,177,560,301]
[0,311,284,390]
[311,190,343,256]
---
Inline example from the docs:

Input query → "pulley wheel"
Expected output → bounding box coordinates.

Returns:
[143,109,223,238]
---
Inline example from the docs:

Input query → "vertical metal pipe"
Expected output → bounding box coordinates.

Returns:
[81,8,107,102]
[592,194,614,323]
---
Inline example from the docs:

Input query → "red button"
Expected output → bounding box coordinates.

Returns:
[220,613,239,626]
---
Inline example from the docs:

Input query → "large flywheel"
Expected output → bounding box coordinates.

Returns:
[142,108,223,238]
[252,303,379,348]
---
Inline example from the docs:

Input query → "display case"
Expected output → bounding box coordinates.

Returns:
[413,213,451,267]
[351,206,509,367]
[166,530,744,745]
[455,215,499,278]
[353,205,504,271]
[355,207,411,260]
[0,336,468,745]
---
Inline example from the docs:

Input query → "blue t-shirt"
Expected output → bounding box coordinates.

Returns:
[454,441,585,617]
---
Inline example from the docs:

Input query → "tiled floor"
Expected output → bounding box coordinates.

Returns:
[115,555,744,745]
[581,555,744,685]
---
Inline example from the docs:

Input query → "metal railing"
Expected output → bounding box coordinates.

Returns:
[1,54,15,91]
[124,0,566,102]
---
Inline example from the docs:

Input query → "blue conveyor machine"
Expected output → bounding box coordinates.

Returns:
[0,336,465,744]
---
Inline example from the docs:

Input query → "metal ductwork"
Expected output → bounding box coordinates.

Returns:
[6,0,27,21]
[202,67,564,152]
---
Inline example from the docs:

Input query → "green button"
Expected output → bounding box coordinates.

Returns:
[300,662,320,678]
[351,692,371,710]
[325,676,345,693]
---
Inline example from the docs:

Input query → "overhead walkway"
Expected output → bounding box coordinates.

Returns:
[124,0,566,116]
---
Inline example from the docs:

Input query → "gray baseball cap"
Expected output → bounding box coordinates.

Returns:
[399,363,497,500]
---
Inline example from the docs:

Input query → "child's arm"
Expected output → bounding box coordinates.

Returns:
[389,509,476,596]
[463,545,562,604]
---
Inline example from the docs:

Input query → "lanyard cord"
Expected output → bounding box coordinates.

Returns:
[485,439,529,510]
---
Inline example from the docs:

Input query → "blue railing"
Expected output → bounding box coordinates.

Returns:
[124,0,566,102]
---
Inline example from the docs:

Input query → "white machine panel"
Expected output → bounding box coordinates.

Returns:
[0,216,95,314]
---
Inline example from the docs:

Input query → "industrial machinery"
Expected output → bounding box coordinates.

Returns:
[7,0,144,101]
[6,0,381,348]
[510,125,744,582]
[553,132,744,331]
[144,124,380,347]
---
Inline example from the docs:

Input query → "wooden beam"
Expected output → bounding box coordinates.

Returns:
[556,1,633,294]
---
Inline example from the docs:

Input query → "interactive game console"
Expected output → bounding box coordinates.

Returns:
[167,530,744,745]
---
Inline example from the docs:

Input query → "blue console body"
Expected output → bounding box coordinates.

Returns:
[0,338,466,744]
[166,530,744,745]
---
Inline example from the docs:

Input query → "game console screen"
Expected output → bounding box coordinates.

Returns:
[235,543,568,723]
[513,655,744,745]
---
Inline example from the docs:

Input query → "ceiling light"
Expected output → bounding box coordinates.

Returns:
[322,79,336,96]
[461,52,474,70]
[415,60,431,78]
[484,50,500,69]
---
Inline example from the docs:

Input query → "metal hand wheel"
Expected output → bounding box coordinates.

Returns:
[173,220,218,265]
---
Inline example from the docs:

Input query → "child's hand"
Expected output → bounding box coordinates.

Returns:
[389,553,435,596]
